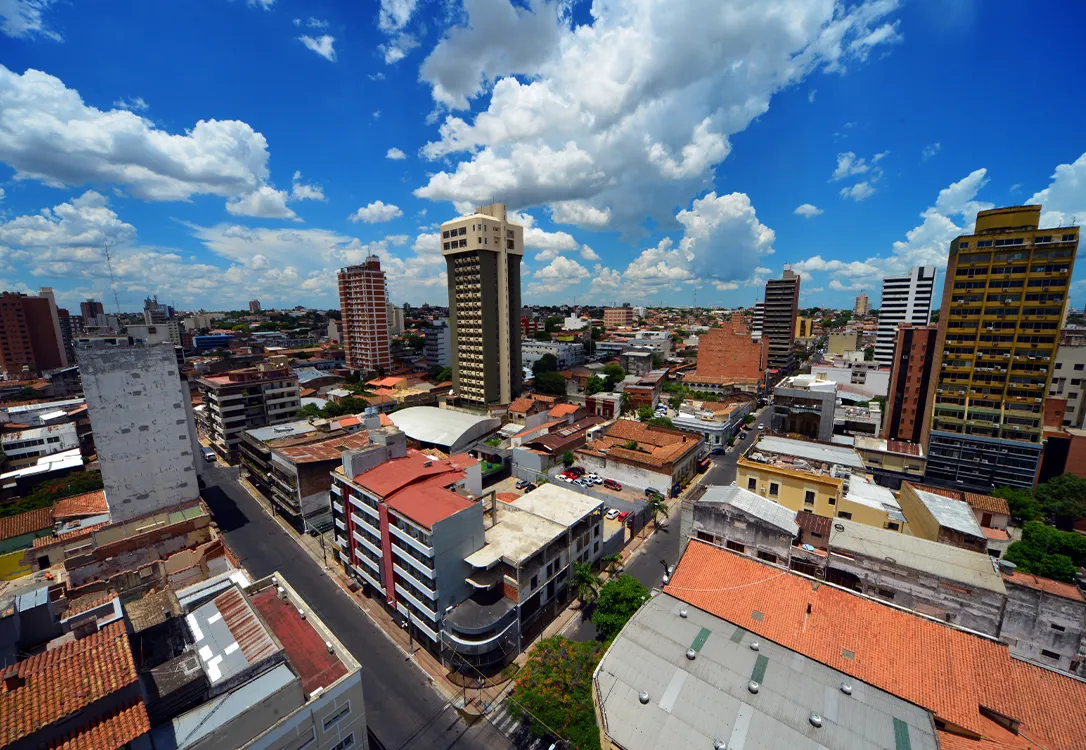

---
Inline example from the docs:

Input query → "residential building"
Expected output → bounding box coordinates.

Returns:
[897,482,986,552]
[738,435,907,532]
[810,361,890,399]
[763,268,800,371]
[681,484,798,562]
[626,336,671,359]
[183,312,223,331]
[142,294,174,324]
[854,290,870,316]
[621,369,667,411]
[522,340,585,371]
[906,482,1012,556]
[618,348,653,377]
[770,373,837,441]
[883,324,937,443]
[750,300,763,336]
[793,315,814,339]
[1,422,79,469]
[672,397,751,452]
[442,203,524,406]
[423,319,452,367]
[327,317,342,344]
[0,288,68,377]
[1001,567,1086,674]
[521,315,543,337]
[922,206,1078,490]
[127,320,182,347]
[249,299,261,313]
[602,304,635,329]
[196,360,301,463]
[387,302,404,336]
[56,306,75,365]
[1051,335,1086,428]
[875,266,936,366]
[79,341,202,522]
[80,298,105,320]
[576,420,702,495]
[683,312,767,394]
[827,331,860,356]
[338,255,392,375]
[585,391,622,419]
[0,506,54,554]
[852,435,926,489]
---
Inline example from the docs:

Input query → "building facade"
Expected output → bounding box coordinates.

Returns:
[603,304,635,329]
[770,373,837,442]
[424,319,453,368]
[249,299,261,313]
[1050,335,1086,428]
[338,256,393,375]
[922,206,1078,490]
[441,203,524,406]
[854,291,870,316]
[763,269,800,371]
[874,266,936,367]
[196,362,301,463]
[0,288,68,377]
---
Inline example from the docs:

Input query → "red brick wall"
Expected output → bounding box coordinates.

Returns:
[1045,397,1068,429]
[694,315,766,382]
[1064,433,1086,479]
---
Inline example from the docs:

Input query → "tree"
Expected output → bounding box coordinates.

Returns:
[572,561,602,605]
[622,440,639,451]
[621,392,632,414]
[585,375,606,397]
[294,351,312,360]
[532,353,559,375]
[296,403,322,419]
[1034,473,1086,528]
[533,330,552,341]
[668,394,683,410]
[231,323,251,333]
[590,327,602,340]
[591,575,649,641]
[562,450,575,468]
[544,315,564,333]
[863,346,875,362]
[651,353,664,368]
[647,417,674,429]
[601,553,622,576]
[601,363,625,385]
[1038,554,1078,583]
[637,405,654,422]
[427,364,444,380]
[508,636,604,750]
[648,494,670,528]
[1003,521,1086,582]
[533,371,567,395]
[992,486,1043,523]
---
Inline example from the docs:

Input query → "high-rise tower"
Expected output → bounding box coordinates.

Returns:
[763,270,800,371]
[875,267,936,367]
[338,256,392,374]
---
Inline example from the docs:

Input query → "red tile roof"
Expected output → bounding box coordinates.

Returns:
[964,492,1011,517]
[506,396,535,414]
[53,490,109,521]
[250,588,348,695]
[65,592,116,618]
[47,699,150,750]
[885,439,922,456]
[33,521,109,549]
[0,621,139,747]
[385,475,474,530]
[548,403,580,418]
[0,506,53,542]
[1003,571,1086,602]
[666,541,1086,750]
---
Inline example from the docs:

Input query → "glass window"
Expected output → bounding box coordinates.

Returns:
[769,482,779,497]
[804,490,815,504]
[837,511,853,519]
[1075,364,1084,371]
[747,477,757,491]
[322,703,350,731]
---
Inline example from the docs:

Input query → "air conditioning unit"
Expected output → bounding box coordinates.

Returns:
[1034,398,1042,403]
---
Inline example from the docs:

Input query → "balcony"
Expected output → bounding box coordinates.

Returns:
[394,583,438,620]
[349,494,380,520]
[354,548,381,573]
[395,604,439,641]
[353,530,382,559]
[444,591,517,646]
[392,545,436,580]
[351,562,384,593]
[332,500,344,514]
[389,524,434,556]
[394,563,438,600]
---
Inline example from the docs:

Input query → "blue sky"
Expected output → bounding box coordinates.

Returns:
[0,0,1084,314]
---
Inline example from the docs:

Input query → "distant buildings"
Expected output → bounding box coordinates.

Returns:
[338,255,393,375]
[0,287,69,377]
[1050,332,1086,429]
[763,269,800,371]
[80,298,105,320]
[751,300,764,336]
[769,373,837,441]
[249,298,261,313]
[854,290,870,316]
[423,319,452,367]
[142,294,174,325]
[883,324,937,443]
[441,203,524,406]
[387,302,405,336]
[922,206,1078,490]
[523,340,585,371]
[79,341,201,522]
[603,304,635,329]
[874,266,935,367]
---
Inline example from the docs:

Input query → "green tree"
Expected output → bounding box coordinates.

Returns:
[863,346,875,362]
[648,494,670,528]
[601,553,622,576]
[1,470,102,518]
[427,364,444,380]
[508,636,604,750]
[572,561,602,605]
[534,371,567,395]
[622,440,639,451]
[590,327,602,340]
[544,315,564,333]
[1035,473,1086,528]
[404,333,425,351]
[231,323,251,333]
[647,417,674,428]
[1038,554,1078,583]
[296,403,322,419]
[621,392,632,414]
[992,486,1043,523]
[562,450,575,468]
[585,375,606,397]
[601,363,625,385]
[532,353,559,375]
[637,405,654,422]
[591,575,649,641]
[533,330,553,341]
[668,394,683,410]
[294,351,312,360]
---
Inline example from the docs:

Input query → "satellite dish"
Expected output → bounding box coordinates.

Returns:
[834,523,845,531]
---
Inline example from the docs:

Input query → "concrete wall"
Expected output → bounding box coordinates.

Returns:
[79,344,199,521]
[574,453,672,495]
[688,502,794,564]
[431,503,487,616]
[243,672,368,750]
[1001,578,1086,675]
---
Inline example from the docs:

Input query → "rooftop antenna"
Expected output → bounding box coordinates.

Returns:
[102,247,122,314]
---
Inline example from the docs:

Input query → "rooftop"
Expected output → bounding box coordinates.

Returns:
[666,541,1086,750]
[829,519,1005,594]
[1002,570,1085,602]
[0,506,53,541]
[911,485,1011,517]
[53,490,109,520]
[853,435,924,457]
[352,449,471,497]
[124,588,182,633]
[250,586,348,694]
[509,483,601,526]
[843,475,902,514]
[750,436,865,471]
[273,431,372,464]
[185,587,279,687]
[465,504,568,568]
[388,406,500,450]
[244,418,320,444]
[384,474,476,530]
[579,419,701,468]
[47,700,150,750]
[1,421,78,443]
[777,373,838,393]
[700,485,798,535]
[906,484,985,538]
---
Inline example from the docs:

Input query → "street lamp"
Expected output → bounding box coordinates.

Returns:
[402,612,415,659]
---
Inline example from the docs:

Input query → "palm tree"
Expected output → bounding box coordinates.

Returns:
[572,561,602,606]
[649,495,670,529]
[601,553,622,576]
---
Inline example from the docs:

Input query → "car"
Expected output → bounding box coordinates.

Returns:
[645,487,664,499]
[605,508,620,520]
[575,478,590,487]
[515,479,529,489]
[524,483,537,492]
[603,478,622,491]
[757,423,765,430]
[562,475,575,483]
[616,511,630,522]
[568,466,586,477]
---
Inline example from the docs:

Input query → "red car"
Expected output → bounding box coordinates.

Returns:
[603,479,622,491]
[616,511,630,522]
[567,466,586,477]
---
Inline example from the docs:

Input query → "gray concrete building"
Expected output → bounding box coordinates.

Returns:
[78,341,201,522]
[424,319,453,368]
[1000,565,1086,675]
[1050,338,1086,428]
[681,485,798,563]
[770,373,837,442]
[764,268,800,371]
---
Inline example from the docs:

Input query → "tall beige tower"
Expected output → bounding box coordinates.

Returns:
[441,203,524,406]
[337,255,392,375]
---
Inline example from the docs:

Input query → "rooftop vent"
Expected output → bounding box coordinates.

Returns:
[679,608,688,619]
[325,641,334,654]
[840,682,853,696]
[749,641,760,651]
[638,691,650,705]
[714,740,727,750]
[686,649,697,661]
[809,712,823,728]
[747,680,760,694]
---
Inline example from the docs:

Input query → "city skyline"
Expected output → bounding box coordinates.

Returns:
[0,1,1085,313]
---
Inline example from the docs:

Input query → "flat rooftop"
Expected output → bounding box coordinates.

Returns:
[509,483,601,527]
[465,504,567,568]
[844,475,902,514]
[751,436,865,470]
[273,431,372,464]
[245,419,321,444]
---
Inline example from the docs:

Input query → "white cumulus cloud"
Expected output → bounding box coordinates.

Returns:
[794,203,823,218]
[350,200,404,223]
[226,186,298,221]
[386,147,407,160]
[290,170,325,201]
[299,34,336,61]
[840,181,876,201]
[1027,152,1086,229]
[0,0,61,40]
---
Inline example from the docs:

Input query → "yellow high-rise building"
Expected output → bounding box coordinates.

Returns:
[920,205,1079,490]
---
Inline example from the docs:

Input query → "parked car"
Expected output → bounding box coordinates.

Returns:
[516,479,529,489]
[645,487,664,499]
[568,466,586,477]
[524,483,537,492]
[603,478,622,491]
[757,423,765,430]
[616,511,630,522]
[605,508,620,520]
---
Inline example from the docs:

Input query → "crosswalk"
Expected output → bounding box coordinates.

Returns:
[486,699,549,750]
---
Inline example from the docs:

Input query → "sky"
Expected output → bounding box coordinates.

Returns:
[0,0,1084,314]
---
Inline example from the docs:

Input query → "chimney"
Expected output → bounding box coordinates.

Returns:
[3,668,24,691]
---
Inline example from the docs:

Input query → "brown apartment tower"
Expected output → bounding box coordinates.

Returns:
[337,256,392,375]
[0,288,69,377]
[764,269,800,371]
[882,325,937,443]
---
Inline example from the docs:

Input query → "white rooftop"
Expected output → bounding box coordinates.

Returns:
[465,505,567,568]
[753,436,865,470]
[700,485,798,535]
[911,486,985,538]
[388,406,500,452]
[844,475,902,513]
[510,483,602,527]
[778,373,838,393]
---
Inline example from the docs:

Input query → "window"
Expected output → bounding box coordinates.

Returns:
[1041,649,1060,660]
[810,531,823,539]
[322,703,351,731]
[1051,623,1067,632]
[1056,363,1063,369]
[594,540,600,554]
[330,735,355,750]
[747,478,757,491]
[804,490,815,505]
[1070,393,1079,401]
[1063,234,1076,241]
[886,522,900,531]
[837,511,853,520]
[725,540,745,553]
[756,550,776,563]
[768,482,779,497]
[827,497,836,505]
[1073,379,1082,386]
[877,588,895,600]
[1076,364,1085,371]
[530,574,538,589]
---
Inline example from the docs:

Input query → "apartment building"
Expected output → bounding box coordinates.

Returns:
[1050,333,1086,428]
[0,288,68,377]
[883,324,937,443]
[196,360,301,463]
[603,304,635,329]
[387,302,404,336]
[1,422,79,469]
[763,269,800,371]
[874,266,936,366]
[522,340,585,371]
[770,373,837,441]
[854,290,870,316]
[921,206,1079,490]
[424,319,453,367]
[751,300,764,336]
[249,299,261,312]
[338,255,392,375]
[441,203,524,407]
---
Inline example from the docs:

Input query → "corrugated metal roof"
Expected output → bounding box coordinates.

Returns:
[700,485,798,535]
[185,586,279,686]
[754,436,865,469]
[910,486,984,538]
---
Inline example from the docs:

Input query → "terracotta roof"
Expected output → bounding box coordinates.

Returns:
[124,589,182,633]
[53,490,108,520]
[0,507,53,542]
[353,450,466,497]
[47,699,150,750]
[274,431,371,463]
[250,587,348,695]
[910,483,962,500]
[506,396,535,414]
[496,493,520,503]
[65,592,116,618]
[0,621,139,747]
[580,420,700,468]
[795,509,831,536]
[1003,572,1086,602]
[964,492,1011,517]
[384,475,474,530]
[33,521,109,549]
[982,527,1010,541]
[548,403,580,418]
[885,439,922,456]
[666,542,1086,750]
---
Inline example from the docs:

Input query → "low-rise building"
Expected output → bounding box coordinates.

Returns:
[1001,566,1086,674]
[0,506,54,555]
[683,313,766,395]
[907,483,1011,556]
[619,349,654,377]
[0,421,79,469]
[897,482,987,553]
[585,392,622,419]
[811,361,890,399]
[770,373,837,442]
[387,406,500,454]
[521,340,585,370]
[196,360,301,463]
[852,435,926,488]
[576,420,702,496]
[620,369,666,410]
[681,484,797,563]
[671,398,750,452]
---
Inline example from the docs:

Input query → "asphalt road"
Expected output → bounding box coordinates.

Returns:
[200,464,514,750]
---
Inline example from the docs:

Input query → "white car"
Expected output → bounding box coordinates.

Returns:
[757,423,765,430]
[605,508,620,520]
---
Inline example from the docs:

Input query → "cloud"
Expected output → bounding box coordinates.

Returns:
[0,190,135,250]
[526,255,590,296]
[350,200,403,223]
[839,181,876,201]
[834,149,885,200]
[922,142,941,161]
[299,34,336,61]
[379,0,418,32]
[290,171,325,201]
[226,186,298,220]
[549,200,610,228]
[0,66,273,203]
[0,0,61,40]
[808,89,816,103]
[508,209,579,254]
[248,0,275,9]
[293,17,328,28]
[415,0,903,231]
[793,203,823,218]
[580,245,600,261]
[1027,152,1086,229]
[377,1,421,65]
[111,96,148,112]
[832,151,869,181]
[385,147,407,160]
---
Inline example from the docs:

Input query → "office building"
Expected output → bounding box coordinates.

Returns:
[603,304,635,329]
[249,298,261,313]
[80,298,105,320]
[883,324,938,443]
[79,341,201,521]
[750,300,763,336]
[441,203,524,406]
[794,315,814,339]
[854,290,870,316]
[763,269,800,371]
[142,294,174,325]
[922,206,1078,490]
[338,255,392,375]
[423,319,452,367]
[196,359,302,463]
[1050,332,1086,428]
[0,288,69,376]
[387,302,405,335]
[874,266,936,366]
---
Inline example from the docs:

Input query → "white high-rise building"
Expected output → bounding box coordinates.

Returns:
[875,266,936,367]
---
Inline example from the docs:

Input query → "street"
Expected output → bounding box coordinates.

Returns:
[200,463,514,750]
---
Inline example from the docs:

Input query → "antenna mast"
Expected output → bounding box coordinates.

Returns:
[102,247,122,314]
